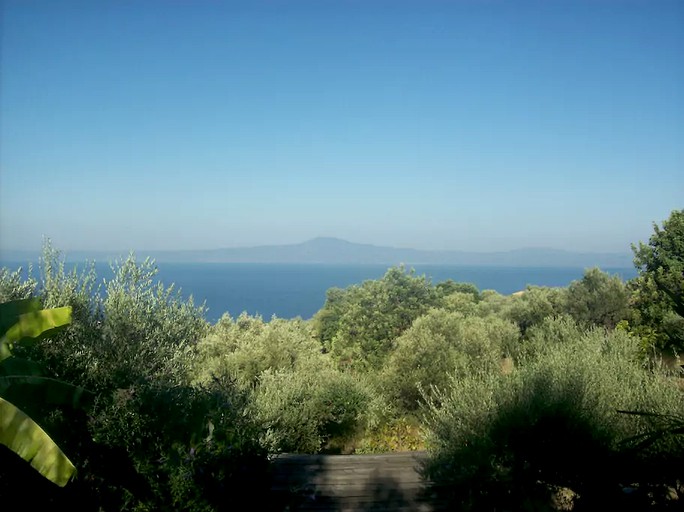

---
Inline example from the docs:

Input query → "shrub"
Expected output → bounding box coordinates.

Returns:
[565,267,630,329]
[423,327,684,510]
[15,245,208,390]
[519,315,586,360]
[87,376,268,511]
[192,313,326,388]
[382,310,519,412]
[504,285,566,335]
[355,416,425,454]
[438,292,479,315]
[98,254,208,388]
[436,280,480,302]
[473,289,512,317]
[314,266,440,371]
[253,368,373,454]
[0,245,269,511]
[0,265,37,301]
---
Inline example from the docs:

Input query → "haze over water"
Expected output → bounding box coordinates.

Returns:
[0,261,637,323]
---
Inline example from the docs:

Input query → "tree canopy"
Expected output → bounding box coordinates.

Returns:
[631,209,684,353]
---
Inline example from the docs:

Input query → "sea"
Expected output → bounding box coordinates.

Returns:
[0,261,637,324]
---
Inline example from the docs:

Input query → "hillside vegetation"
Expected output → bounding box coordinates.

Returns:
[0,209,682,511]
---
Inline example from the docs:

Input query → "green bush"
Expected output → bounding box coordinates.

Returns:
[382,310,519,412]
[355,416,425,454]
[253,368,373,454]
[423,327,684,510]
[192,313,326,388]
[0,245,269,511]
[0,266,37,302]
[98,254,208,388]
[518,315,586,361]
[630,209,684,355]
[565,267,630,329]
[471,289,512,318]
[314,266,440,371]
[504,285,567,335]
[436,280,480,302]
[438,291,479,315]
[12,245,208,390]
[88,376,268,511]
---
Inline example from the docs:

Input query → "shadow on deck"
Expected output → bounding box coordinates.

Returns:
[269,451,445,511]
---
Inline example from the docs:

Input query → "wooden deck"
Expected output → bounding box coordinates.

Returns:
[269,451,441,511]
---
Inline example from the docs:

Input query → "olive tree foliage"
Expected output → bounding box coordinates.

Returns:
[438,292,479,316]
[474,289,512,317]
[520,315,586,359]
[423,325,684,511]
[0,266,37,302]
[252,368,373,454]
[630,209,684,354]
[192,313,328,388]
[313,267,440,371]
[564,267,630,330]
[0,244,268,510]
[435,280,480,301]
[383,309,520,412]
[99,255,209,388]
[504,285,567,336]
[9,244,105,387]
[29,244,209,390]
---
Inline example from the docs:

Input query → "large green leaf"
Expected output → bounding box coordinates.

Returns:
[0,356,44,378]
[0,374,94,411]
[0,306,72,361]
[0,299,41,335]
[0,396,76,487]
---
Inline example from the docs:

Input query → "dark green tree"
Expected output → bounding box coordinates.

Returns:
[506,286,567,336]
[564,267,630,330]
[630,209,684,354]
[314,267,439,371]
[435,280,480,301]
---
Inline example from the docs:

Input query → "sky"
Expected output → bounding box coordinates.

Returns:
[1,0,682,254]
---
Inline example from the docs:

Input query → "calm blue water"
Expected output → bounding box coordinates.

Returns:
[1,262,637,323]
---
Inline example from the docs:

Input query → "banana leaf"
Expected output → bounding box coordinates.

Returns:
[0,374,93,410]
[0,396,76,487]
[0,306,72,361]
[0,299,41,334]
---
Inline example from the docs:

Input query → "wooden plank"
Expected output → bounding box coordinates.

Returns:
[271,451,428,464]
[273,473,424,485]
[272,467,424,479]
[269,451,438,511]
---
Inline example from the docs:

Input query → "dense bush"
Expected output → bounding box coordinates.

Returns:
[87,377,268,511]
[438,291,479,315]
[314,266,440,371]
[192,313,326,388]
[253,368,373,454]
[382,309,519,412]
[0,246,269,511]
[504,285,566,335]
[15,245,208,390]
[565,267,630,329]
[630,209,684,354]
[423,327,684,510]
[0,265,37,301]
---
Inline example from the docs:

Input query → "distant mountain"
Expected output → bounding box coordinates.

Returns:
[0,237,634,268]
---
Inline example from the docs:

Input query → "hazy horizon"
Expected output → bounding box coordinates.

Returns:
[0,235,636,258]
[1,1,682,254]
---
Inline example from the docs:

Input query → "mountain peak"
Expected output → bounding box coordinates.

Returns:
[303,237,354,246]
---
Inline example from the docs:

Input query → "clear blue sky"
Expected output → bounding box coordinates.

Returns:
[1,0,682,253]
